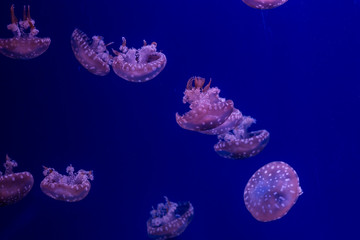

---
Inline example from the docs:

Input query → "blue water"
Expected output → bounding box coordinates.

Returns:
[0,0,359,239]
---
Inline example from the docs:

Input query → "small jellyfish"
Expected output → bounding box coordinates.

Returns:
[0,155,34,207]
[0,5,51,59]
[242,0,288,9]
[71,28,112,76]
[112,37,167,82]
[244,161,302,222]
[147,197,194,239]
[40,164,94,202]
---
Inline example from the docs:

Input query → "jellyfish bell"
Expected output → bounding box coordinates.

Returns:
[40,164,94,202]
[242,0,288,9]
[147,197,194,239]
[71,28,112,76]
[244,161,302,222]
[176,77,235,132]
[112,37,167,82]
[0,5,50,60]
[0,155,34,207]
[200,108,243,135]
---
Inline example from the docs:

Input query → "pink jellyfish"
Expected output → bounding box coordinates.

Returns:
[112,37,167,82]
[0,155,34,206]
[147,197,194,239]
[0,5,51,59]
[176,77,234,132]
[242,0,288,9]
[71,28,112,76]
[214,117,270,159]
[244,161,302,222]
[40,164,94,202]
[176,76,269,159]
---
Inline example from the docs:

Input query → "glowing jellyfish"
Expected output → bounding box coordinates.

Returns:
[112,37,167,82]
[0,155,34,207]
[214,117,270,159]
[242,0,288,9]
[71,28,112,76]
[147,197,194,239]
[244,161,302,222]
[176,77,234,131]
[176,76,269,159]
[40,164,94,202]
[0,5,51,59]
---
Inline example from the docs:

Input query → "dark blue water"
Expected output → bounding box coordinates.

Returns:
[0,0,359,239]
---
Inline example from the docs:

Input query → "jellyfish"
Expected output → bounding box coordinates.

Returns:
[0,155,34,207]
[244,161,302,222]
[176,77,234,132]
[214,117,270,159]
[147,197,194,239]
[40,164,94,202]
[112,37,167,82]
[242,0,288,9]
[0,5,51,59]
[176,77,269,159]
[71,28,112,76]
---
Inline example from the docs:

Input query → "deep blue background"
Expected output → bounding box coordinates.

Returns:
[1,0,360,239]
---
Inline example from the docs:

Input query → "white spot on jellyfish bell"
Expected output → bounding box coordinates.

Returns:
[244,161,303,222]
[0,5,51,60]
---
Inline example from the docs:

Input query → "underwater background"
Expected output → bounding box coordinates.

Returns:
[1,0,360,239]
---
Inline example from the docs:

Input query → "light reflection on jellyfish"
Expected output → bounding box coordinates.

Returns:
[40,164,94,202]
[0,155,34,206]
[147,197,194,239]
[0,5,50,59]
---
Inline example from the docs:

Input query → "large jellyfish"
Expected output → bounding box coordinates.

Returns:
[244,161,302,222]
[0,5,51,59]
[176,77,269,159]
[40,164,94,202]
[0,155,34,206]
[147,197,194,239]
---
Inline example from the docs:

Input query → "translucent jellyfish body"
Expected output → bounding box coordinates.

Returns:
[0,155,34,206]
[71,29,112,76]
[244,161,302,222]
[242,0,288,9]
[0,5,50,59]
[40,164,94,202]
[112,38,167,82]
[147,197,194,239]
[176,77,269,159]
